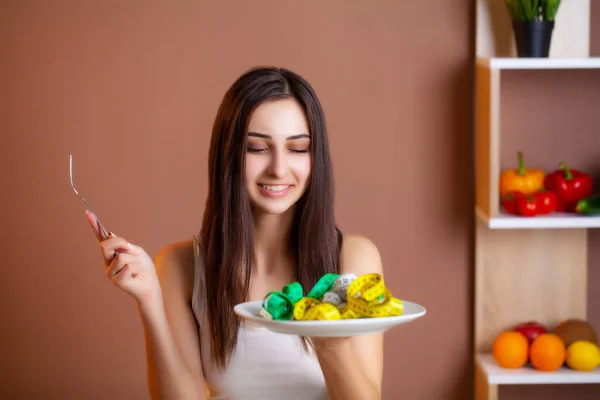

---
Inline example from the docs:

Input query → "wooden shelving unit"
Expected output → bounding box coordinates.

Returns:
[477,56,600,70]
[476,354,600,385]
[476,208,600,230]
[474,1,599,399]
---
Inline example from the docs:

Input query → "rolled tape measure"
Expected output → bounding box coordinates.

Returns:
[282,282,303,304]
[332,273,357,302]
[304,302,341,320]
[260,272,403,321]
[347,273,385,302]
[306,273,339,299]
[292,297,320,320]
[346,274,403,318]
[262,291,294,320]
[322,291,343,306]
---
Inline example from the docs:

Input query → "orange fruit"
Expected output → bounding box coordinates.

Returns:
[530,333,566,371]
[492,330,529,368]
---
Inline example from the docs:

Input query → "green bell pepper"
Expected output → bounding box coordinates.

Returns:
[575,195,600,215]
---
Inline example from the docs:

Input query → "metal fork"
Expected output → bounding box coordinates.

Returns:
[69,154,110,240]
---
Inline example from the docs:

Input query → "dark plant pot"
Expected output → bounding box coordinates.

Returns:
[512,20,555,57]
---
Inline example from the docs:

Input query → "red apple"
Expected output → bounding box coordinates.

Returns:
[514,321,547,344]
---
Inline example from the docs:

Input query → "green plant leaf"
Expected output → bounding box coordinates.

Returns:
[506,0,560,21]
[541,0,561,21]
[504,0,517,19]
[514,0,525,20]
[525,0,540,20]
[522,0,531,19]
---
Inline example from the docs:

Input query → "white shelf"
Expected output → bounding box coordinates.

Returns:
[476,207,600,229]
[476,353,600,385]
[477,56,600,70]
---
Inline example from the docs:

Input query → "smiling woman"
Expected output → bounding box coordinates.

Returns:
[245,99,313,214]
[85,66,384,400]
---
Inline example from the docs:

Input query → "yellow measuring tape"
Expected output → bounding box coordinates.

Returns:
[261,273,403,321]
[345,274,403,318]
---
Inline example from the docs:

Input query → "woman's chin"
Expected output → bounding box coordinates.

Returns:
[250,199,297,216]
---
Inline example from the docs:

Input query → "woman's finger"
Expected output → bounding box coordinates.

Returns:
[124,242,144,256]
[100,237,131,265]
[111,263,141,288]
[105,252,138,278]
[85,210,104,242]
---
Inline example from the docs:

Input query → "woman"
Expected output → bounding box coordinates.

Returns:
[87,66,384,399]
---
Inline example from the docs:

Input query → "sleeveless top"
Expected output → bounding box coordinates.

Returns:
[191,236,329,400]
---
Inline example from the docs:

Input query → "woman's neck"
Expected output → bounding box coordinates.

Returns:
[251,206,296,276]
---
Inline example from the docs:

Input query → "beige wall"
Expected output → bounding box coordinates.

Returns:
[0,1,598,399]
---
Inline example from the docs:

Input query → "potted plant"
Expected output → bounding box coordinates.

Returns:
[504,0,562,57]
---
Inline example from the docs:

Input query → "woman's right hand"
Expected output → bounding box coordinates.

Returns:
[86,210,161,308]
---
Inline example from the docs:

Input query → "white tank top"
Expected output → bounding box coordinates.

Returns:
[191,236,329,400]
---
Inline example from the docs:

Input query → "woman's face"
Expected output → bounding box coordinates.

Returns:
[245,98,312,215]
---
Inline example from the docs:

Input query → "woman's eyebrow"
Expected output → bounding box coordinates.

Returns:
[248,132,310,140]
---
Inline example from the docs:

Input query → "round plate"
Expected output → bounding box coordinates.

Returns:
[233,300,426,337]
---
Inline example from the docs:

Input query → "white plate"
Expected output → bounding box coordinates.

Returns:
[233,300,426,337]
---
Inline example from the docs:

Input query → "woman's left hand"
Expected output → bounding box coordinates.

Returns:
[310,235,385,400]
[310,334,381,400]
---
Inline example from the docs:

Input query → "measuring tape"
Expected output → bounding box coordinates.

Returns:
[261,272,403,320]
[346,274,403,318]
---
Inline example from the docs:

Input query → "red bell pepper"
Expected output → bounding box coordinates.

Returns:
[534,189,558,215]
[517,195,539,217]
[502,191,525,215]
[502,189,557,217]
[544,162,593,212]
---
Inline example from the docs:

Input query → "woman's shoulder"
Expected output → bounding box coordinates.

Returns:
[155,238,196,269]
[154,238,197,299]
[339,234,384,276]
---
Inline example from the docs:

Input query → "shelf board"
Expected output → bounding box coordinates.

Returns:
[476,353,600,385]
[477,56,600,70]
[475,206,600,229]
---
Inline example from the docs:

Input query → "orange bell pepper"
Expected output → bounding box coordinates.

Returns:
[499,152,545,199]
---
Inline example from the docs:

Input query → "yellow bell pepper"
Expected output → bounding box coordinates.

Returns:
[499,152,545,199]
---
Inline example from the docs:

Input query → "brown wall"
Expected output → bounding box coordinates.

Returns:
[0,1,598,399]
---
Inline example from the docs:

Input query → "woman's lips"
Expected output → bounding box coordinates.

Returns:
[258,183,292,198]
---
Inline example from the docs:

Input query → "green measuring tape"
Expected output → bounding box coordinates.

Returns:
[261,291,294,320]
[307,273,339,299]
[261,274,339,320]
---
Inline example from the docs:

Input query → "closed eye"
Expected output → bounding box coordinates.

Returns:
[247,147,267,153]
[247,147,309,154]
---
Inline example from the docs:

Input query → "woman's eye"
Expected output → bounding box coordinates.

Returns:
[247,145,309,154]
[247,147,267,153]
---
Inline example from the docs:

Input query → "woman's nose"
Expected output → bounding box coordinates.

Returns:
[267,149,288,178]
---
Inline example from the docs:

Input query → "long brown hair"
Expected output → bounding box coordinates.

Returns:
[199,66,343,370]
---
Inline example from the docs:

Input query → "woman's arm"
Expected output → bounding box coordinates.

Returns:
[148,242,208,400]
[86,213,206,399]
[313,235,384,400]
